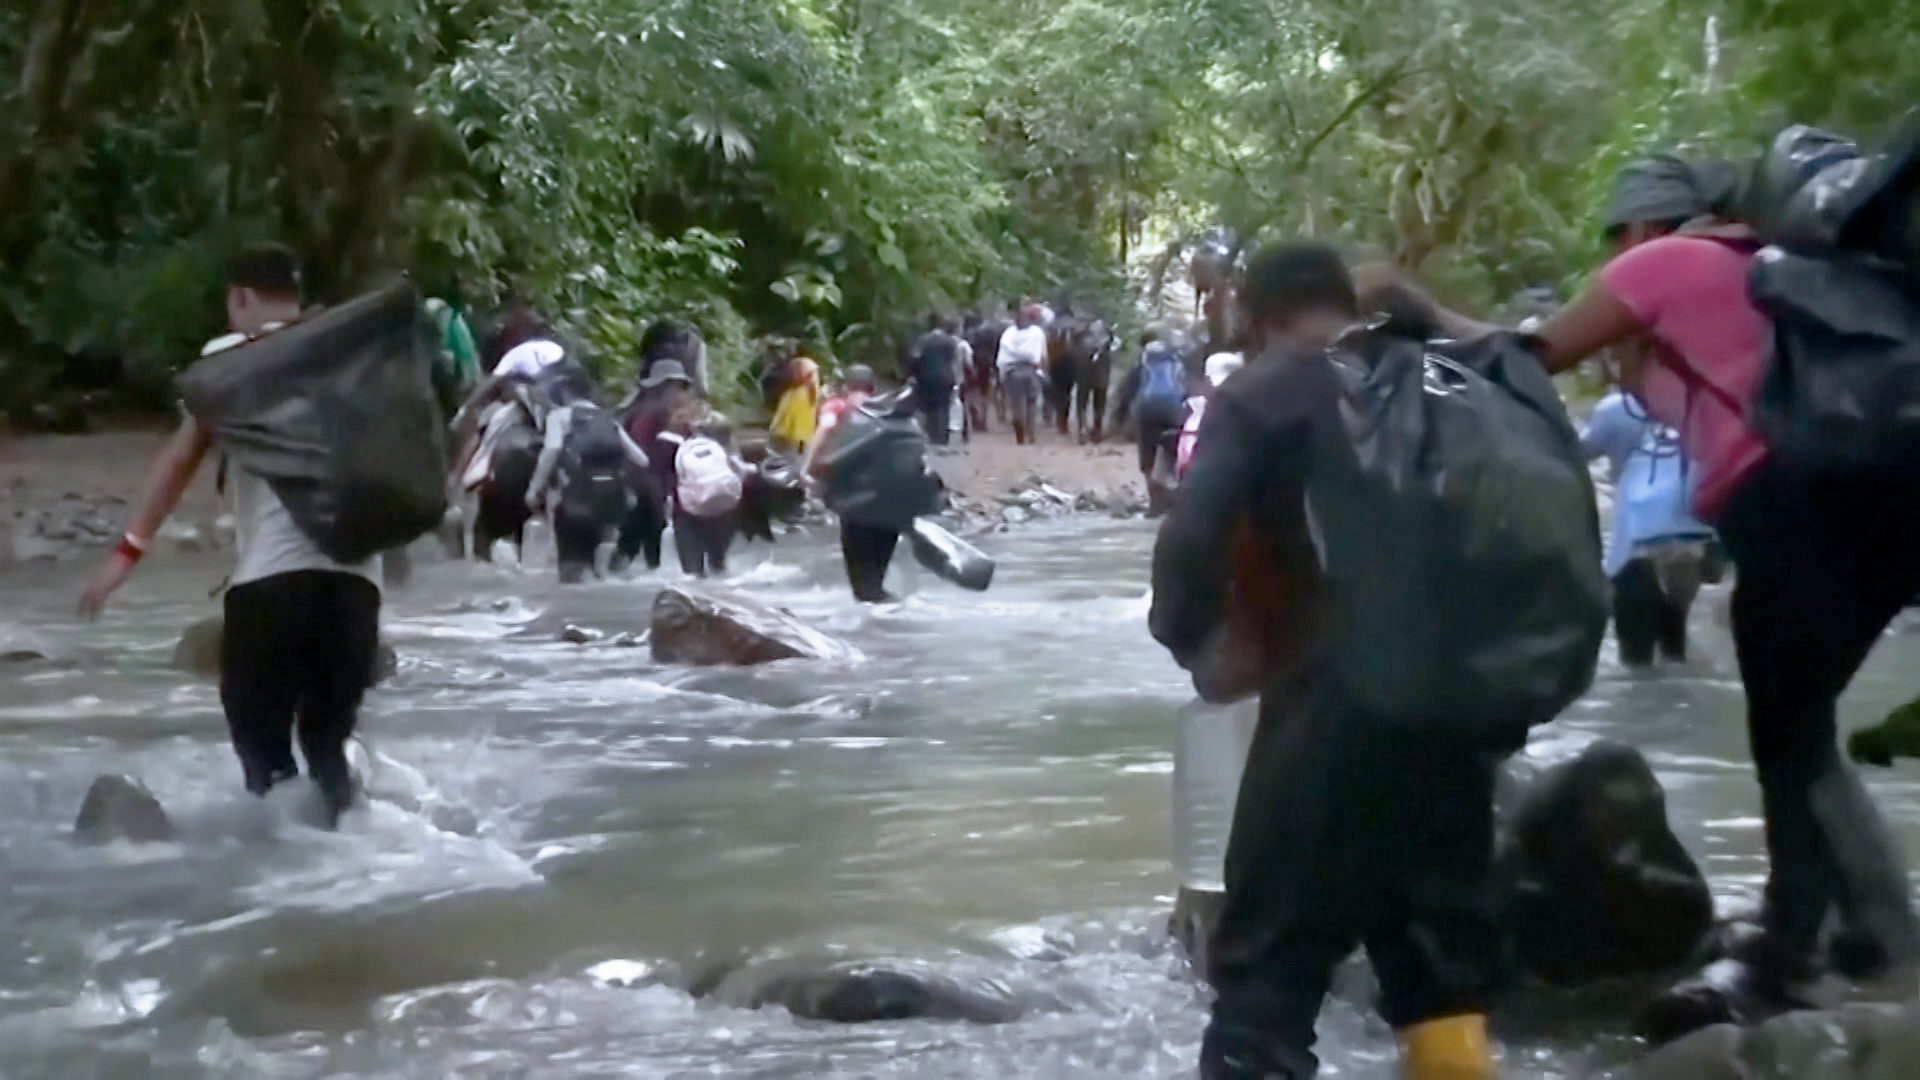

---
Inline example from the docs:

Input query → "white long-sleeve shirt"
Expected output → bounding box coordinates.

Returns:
[997,325,1048,373]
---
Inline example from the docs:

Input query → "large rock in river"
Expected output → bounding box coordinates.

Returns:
[73,774,174,844]
[1637,1002,1920,1079]
[649,586,860,666]
[172,612,399,685]
[1496,738,1715,987]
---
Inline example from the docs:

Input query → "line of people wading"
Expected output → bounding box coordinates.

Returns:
[73,249,986,825]
[59,114,1920,1080]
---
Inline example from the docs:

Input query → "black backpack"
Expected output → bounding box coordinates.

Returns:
[560,405,633,526]
[912,332,959,389]
[1308,328,1608,748]
[1737,119,1920,470]
[817,401,944,530]
[179,282,449,564]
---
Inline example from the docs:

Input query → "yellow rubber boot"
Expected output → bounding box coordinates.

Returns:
[1398,1014,1494,1080]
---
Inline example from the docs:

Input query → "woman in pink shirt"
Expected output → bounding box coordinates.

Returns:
[1369,155,1920,1042]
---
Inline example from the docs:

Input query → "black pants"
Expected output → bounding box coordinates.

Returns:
[220,570,381,827]
[615,485,667,571]
[918,383,954,446]
[1136,401,1182,476]
[554,508,606,584]
[1202,668,1503,1080]
[674,508,736,577]
[841,520,900,603]
[1613,556,1691,666]
[1714,458,1920,978]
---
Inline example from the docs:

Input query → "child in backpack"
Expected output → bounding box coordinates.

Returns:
[673,412,748,578]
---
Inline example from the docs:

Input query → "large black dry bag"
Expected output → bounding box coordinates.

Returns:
[1739,118,1920,470]
[817,402,944,530]
[179,282,449,564]
[1307,329,1608,746]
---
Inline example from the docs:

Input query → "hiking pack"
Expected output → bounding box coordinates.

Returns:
[179,282,449,565]
[817,398,945,530]
[913,331,960,389]
[559,404,633,526]
[677,435,744,516]
[1139,345,1186,408]
[1308,328,1608,746]
[1737,118,1920,471]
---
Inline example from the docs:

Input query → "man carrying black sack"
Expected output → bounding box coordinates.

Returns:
[79,246,385,829]
[1152,243,1509,1080]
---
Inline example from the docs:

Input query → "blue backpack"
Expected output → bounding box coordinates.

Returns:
[1138,347,1185,408]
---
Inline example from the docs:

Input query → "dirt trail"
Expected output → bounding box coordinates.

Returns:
[1,421,1149,567]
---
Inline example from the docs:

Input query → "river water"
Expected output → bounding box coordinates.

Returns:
[2,517,1918,1079]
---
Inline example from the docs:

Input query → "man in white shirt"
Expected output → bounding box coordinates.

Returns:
[997,302,1049,444]
[78,246,381,829]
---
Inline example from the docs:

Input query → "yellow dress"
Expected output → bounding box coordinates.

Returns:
[769,358,821,451]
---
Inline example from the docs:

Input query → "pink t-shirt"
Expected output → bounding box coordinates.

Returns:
[1598,236,1772,520]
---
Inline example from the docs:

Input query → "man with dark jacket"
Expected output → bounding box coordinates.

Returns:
[1152,243,1500,1080]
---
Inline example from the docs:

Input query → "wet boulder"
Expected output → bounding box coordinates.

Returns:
[1848,694,1920,767]
[1635,1002,1920,1079]
[692,957,1034,1025]
[750,964,1028,1025]
[73,774,174,844]
[649,586,860,667]
[1496,739,1715,987]
[172,612,399,685]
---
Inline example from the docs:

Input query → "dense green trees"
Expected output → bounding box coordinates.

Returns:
[2,0,1912,417]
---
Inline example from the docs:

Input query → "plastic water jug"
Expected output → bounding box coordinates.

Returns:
[1171,696,1261,893]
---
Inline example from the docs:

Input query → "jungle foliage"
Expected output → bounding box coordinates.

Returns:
[4,0,1914,414]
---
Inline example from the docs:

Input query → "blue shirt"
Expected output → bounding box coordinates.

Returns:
[1581,393,1714,578]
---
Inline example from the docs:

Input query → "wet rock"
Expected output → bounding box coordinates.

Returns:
[173,613,399,685]
[559,624,601,645]
[743,964,1030,1024]
[1002,506,1031,527]
[10,528,64,564]
[1849,694,1920,767]
[1497,739,1714,987]
[1636,1024,1745,1080]
[1634,1002,1920,1079]
[1,648,50,665]
[650,586,860,667]
[73,774,174,844]
[172,613,225,678]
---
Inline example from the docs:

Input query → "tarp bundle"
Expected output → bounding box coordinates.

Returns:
[1309,328,1609,747]
[179,281,449,564]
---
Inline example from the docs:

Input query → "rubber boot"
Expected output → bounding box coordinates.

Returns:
[1398,1014,1494,1080]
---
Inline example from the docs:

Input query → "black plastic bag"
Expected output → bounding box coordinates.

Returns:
[909,518,994,591]
[817,404,943,530]
[1744,116,1920,262]
[1737,116,1920,471]
[1308,330,1608,746]
[179,282,449,564]
[1748,249,1920,469]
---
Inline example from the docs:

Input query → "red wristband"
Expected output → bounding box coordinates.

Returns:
[114,533,148,564]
